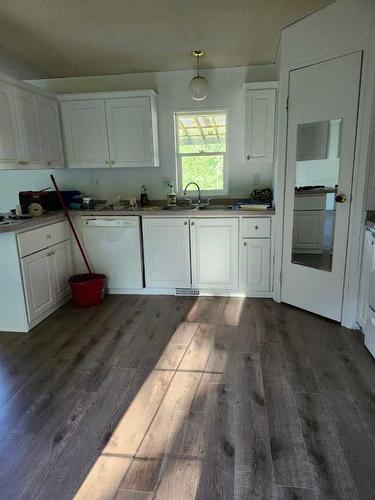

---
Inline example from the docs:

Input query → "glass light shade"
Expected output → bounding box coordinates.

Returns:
[189,75,208,101]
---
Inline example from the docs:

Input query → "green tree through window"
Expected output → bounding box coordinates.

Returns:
[175,111,227,193]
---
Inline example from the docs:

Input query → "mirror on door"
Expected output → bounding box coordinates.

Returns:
[291,118,342,271]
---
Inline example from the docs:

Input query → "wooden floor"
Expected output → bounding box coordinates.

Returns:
[0,296,374,499]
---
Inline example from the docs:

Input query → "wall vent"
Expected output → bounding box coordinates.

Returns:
[175,288,200,297]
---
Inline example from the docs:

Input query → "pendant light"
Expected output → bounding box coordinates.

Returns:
[189,50,208,101]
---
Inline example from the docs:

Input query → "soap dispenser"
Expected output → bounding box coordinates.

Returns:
[167,181,177,207]
[140,184,149,207]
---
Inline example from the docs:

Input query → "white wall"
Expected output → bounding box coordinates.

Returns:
[0,64,275,209]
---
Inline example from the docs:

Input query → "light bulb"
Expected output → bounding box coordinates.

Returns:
[189,75,208,101]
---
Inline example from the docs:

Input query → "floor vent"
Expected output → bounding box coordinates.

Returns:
[175,288,200,297]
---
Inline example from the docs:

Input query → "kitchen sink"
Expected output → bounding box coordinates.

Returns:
[197,205,233,210]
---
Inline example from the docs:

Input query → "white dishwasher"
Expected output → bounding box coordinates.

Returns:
[82,216,143,290]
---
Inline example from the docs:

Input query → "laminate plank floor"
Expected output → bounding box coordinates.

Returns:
[0,296,374,499]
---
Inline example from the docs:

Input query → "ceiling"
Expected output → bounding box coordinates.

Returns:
[0,0,333,78]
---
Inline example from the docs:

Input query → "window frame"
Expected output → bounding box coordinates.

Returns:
[174,109,229,196]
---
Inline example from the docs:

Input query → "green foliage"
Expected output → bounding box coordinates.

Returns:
[182,155,224,191]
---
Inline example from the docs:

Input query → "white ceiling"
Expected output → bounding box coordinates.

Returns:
[0,0,333,78]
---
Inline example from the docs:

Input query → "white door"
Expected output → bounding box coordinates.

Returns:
[143,218,191,288]
[0,82,20,169]
[39,96,65,168]
[241,238,271,291]
[190,218,239,290]
[105,97,153,167]
[21,248,55,322]
[82,217,143,289]
[282,52,362,321]
[61,99,109,168]
[51,240,73,302]
[13,88,43,168]
[244,88,276,162]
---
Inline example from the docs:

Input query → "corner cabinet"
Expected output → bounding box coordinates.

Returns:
[59,90,160,168]
[244,82,277,163]
[0,78,64,170]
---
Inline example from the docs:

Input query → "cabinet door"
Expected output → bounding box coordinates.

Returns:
[292,210,324,252]
[39,96,65,168]
[21,248,55,322]
[190,218,239,290]
[143,218,190,288]
[0,82,20,169]
[51,240,73,302]
[60,99,109,168]
[106,97,154,167]
[13,87,44,168]
[245,88,275,163]
[241,239,271,291]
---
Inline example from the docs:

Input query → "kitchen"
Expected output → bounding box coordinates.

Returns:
[0,1,374,499]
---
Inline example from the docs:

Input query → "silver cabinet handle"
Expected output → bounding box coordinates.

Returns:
[184,221,188,225]
[191,221,195,226]
[244,242,247,246]
[247,155,250,160]
[111,160,115,165]
[254,225,259,230]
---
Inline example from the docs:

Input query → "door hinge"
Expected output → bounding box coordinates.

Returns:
[286,96,289,111]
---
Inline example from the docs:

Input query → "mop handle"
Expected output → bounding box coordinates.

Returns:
[50,175,92,274]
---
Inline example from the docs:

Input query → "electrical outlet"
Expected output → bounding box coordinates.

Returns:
[95,177,102,188]
[253,173,260,185]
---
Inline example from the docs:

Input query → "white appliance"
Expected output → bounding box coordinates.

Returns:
[364,266,375,357]
[82,216,143,290]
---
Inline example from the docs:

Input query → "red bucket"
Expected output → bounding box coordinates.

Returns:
[69,273,106,307]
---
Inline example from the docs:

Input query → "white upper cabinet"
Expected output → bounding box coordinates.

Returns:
[190,218,239,290]
[0,76,64,170]
[244,82,277,163]
[13,87,44,168]
[38,96,65,168]
[0,82,20,168]
[106,97,154,167]
[60,99,109,168]
[59,90,159,169]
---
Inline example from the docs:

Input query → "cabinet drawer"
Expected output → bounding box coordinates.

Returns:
[18,221,70,257]
[241,217,271,238]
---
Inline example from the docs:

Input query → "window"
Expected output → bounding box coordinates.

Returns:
[175,111,227,194]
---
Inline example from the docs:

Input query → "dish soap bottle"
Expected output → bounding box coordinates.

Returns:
[167,181,177,207]
[140,184,149,207]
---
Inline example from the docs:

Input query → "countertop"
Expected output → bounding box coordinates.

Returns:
[0,207,275,234]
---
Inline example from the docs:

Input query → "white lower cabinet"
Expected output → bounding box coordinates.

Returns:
[241,238,271,291]
[143,218,191,288]
[21,238,73,323]
[190,218,239,290]
[21,247,56,322]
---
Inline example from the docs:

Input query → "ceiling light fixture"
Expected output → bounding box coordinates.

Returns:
[189,50,208,101]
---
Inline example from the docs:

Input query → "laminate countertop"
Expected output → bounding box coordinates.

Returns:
[0,208,275,234]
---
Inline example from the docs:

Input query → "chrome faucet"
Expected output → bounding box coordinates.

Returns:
[183,182,202,205]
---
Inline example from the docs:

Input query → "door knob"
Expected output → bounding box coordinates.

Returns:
[335,194,347,203]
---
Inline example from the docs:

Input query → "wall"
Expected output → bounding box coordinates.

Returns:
[0,64,275,212]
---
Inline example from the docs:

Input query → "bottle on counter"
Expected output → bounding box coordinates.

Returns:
[140,185,149,207]
[167,181,177,207]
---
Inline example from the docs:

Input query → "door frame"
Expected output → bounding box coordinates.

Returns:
[273,36,375,328]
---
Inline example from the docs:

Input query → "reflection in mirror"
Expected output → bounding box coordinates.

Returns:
[291,119,342,272]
